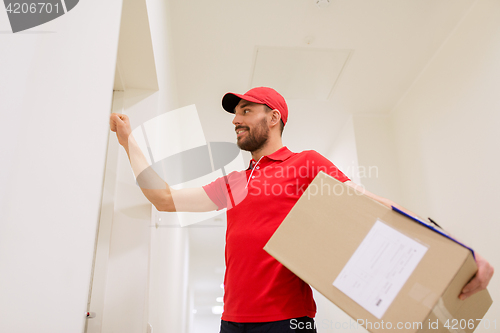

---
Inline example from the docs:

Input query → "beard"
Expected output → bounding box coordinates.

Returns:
[236,117,270,152]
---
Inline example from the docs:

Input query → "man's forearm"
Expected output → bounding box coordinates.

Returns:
[125,135,175,212]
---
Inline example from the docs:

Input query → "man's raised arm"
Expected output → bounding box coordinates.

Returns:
[109,113,218,213]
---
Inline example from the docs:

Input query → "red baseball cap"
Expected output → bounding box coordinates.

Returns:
[222,87,288,125]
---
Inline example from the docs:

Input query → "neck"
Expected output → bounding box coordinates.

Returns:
[250,136,283,161]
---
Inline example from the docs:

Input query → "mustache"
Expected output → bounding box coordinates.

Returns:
[235,126,249,131]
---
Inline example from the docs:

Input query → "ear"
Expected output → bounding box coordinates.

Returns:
[269,109,282,128]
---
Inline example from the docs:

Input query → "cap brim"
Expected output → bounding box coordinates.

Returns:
[222,93,264,113]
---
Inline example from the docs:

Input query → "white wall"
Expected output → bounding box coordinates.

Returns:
[391,0,500,328]
[97,89,158,333]
[352,114,402,203]
[327,116,361,185]
[145,1,191,333]
[90,1,196,332]
[329,114,401,203]
[0,1,122,332]
[148,214,190,333]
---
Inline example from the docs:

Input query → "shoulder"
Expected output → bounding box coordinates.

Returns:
[292,149,350,182]
[294,149,324,157]
[301,149,324,157]
[295,150,331,164]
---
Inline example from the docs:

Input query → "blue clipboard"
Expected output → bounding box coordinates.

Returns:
[391,206,475,260]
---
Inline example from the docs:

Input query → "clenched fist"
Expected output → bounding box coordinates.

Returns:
[110,113,132,148]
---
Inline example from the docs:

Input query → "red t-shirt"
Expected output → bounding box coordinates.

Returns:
[202,147,349,323]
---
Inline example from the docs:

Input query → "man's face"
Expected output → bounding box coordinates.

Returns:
[232,100,270,152]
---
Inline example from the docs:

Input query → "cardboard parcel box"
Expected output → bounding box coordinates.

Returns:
[264,172,492,333]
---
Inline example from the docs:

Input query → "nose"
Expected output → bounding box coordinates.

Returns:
[232,113,242,126]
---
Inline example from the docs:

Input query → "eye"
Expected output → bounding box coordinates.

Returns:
[244,109,250,114]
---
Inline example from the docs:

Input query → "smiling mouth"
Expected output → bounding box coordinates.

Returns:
[236,129,248,138]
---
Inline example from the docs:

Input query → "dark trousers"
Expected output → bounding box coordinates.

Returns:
[220,316,317,333]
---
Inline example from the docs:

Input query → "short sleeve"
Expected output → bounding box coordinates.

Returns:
[203,176,229,211]
[202,170,249,211]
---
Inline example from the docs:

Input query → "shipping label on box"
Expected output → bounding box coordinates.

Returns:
[333,219,428,319]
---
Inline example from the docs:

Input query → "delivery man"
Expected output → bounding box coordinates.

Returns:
[110,87,493,333]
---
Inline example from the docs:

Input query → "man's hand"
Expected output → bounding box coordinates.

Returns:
[460,252,494,300]
[110,113,132,149]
